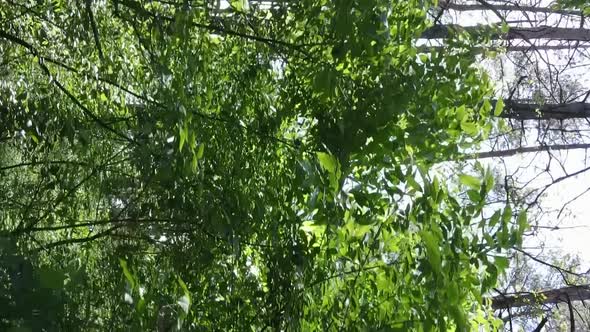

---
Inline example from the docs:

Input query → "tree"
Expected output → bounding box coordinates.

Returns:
[422,25,590,42]
[0,0,522,331]
[492,285,590,310]
[426,1,590,123]
[427,1,590,330]
[490,249,590,331]
[439,0,583,16]
[499,101,590,120]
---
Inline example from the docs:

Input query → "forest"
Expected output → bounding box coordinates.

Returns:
[1,0,590,331]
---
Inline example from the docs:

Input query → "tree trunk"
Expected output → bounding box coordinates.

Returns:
[471,143,590,159]
[420,44,590,53]
[501,44,590,52]
[498,101,590,120]
[439,1,582,16]
[422,25,590,42]
[492,285,590,310]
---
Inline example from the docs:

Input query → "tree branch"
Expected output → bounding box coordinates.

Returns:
[0,29,136,145]
[0,160,89,172]
[471,143,590,159]
[491,284,590,310]
[85,0,104,61]
[32,225,122,252]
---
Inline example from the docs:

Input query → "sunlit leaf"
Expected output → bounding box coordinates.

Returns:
[494,99,504,116]
[459,174,481,190]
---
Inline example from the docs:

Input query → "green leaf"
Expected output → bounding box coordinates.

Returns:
[459,174,480,190]
[196,143,205,160]
[177,276,191,314]
[447,283,459,304]
[230,0,248,12]
[502,205,512,223]
[482,99,492,113]
[179,135,185,152]
[179,126,187,152]
[494,99,504,116]
[451,305,467,331]
[489,210,501,227]
[467,189,481,203]
[191,155,198,172]
[29,133,39,144]
[517,210,528,231]
[484,169,495,192]
[300,221,327,240]
[501,22,510,34]
[460,121,479,136]
[177,295,190,314]
[421,231,441,275]
[178,276,190,300]
[119,259,135,289]
[494,256,509,271]
[497,227,509,248]
[317,152,341,192]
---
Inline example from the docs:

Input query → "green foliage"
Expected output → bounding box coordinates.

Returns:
[0,0,523,330]
[555,0,590,14]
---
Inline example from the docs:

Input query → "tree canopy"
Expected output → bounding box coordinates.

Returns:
[0,1,526,331]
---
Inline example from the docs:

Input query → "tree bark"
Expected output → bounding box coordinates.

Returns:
[491,285,590,310]
[498,101,590,120]
[439,1,582,16]
[472,143,590,159]
[501,44,590,52]
[419,44,590,53]
[532,317,548,332]
[422,25,590,42]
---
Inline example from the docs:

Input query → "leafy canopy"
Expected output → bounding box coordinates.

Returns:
[0,0,524,331]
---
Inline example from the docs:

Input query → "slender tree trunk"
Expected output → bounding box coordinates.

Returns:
[422,25,590,41]
[419,44,590,53]
[439,1,582,16]
[501,44,590,52]
[498,101,590,120]
[532,317,548,332]
[491,285,590,310]
[466,101,590,159]
[472,143,590,159]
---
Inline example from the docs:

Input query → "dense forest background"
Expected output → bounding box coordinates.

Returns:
[0,0,589,331]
